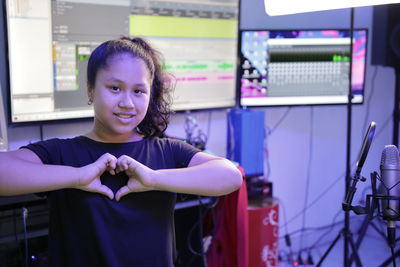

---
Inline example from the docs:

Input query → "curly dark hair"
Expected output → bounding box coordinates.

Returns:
[87,36,174,138]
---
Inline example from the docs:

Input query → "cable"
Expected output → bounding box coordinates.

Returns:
[277,199,290,236]
[376,113,393,137]
[184,112,196,144]
[275,106,393,264]
[361,65,379,138]
[265,71,392,231]
[39,124,44,141]
[12,209,23,263]
[279,215,345,241]
[186,196,226,261]
[22,207,28,267]
[227,109,236,161]
[184,113,208,150]
[198,196,219,210]
[203,196,227,258]
[197,200,207,267]
[206,111,212,145]
[264,139,271,180]
[282,112,393,229]
[299,107,314,254]
[308,209,343,253]
[262,107,291,180]
[283,169,346,228]
[277,198,295,263]
[278,212,369,255]
[268,107,292,135]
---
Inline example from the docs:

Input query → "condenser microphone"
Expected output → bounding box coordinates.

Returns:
[380,145,400,246]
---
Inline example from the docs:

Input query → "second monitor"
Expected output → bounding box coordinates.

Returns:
[238,29,368,107]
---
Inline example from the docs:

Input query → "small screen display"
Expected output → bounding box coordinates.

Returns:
[238,29,367,107]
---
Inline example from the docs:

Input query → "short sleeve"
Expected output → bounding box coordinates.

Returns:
[21,138,62,165]
[19,139,63,197]
[168,139,201,168]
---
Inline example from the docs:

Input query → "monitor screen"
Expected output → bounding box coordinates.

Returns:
[5,0,238,123]
[238,29,367,107]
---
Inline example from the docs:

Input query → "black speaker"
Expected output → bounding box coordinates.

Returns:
[371,4,400,68]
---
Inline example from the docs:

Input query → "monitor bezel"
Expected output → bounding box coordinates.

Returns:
[2,0,240,126]
[236,28,369,108]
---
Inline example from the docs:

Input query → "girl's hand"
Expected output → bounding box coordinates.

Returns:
[115,155,156,201]
[75,153,117,199]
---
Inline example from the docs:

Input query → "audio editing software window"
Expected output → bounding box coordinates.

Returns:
[129,0,238,111]
[239,29,367,107]
[5,0,238,123]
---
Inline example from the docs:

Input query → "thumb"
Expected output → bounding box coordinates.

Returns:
[97,184,114,200]
[115,186,129,202]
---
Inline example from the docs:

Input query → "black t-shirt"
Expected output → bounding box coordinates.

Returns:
[23,136,200,267]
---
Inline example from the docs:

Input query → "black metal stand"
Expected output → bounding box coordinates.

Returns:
[316,173,366,267]
[316,227,363,267]
[348,215,387,266]
[393,67,400,147]
[381,248,400,267]
[341,171,400,267]
[317,8,360,267]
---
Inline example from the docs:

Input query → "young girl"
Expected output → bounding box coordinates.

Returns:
[0,37,242,266]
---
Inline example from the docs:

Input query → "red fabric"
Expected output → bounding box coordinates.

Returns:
[206,167,249,267]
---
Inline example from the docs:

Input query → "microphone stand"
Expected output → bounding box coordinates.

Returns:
[316,173,365,267]
[393,67,400,147]
[344,8,356,267]
[321,168,400,267]
[316,7,363,267]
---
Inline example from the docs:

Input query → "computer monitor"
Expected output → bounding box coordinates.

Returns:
[0,84,8,151]
[4,0,238,123]
[238,29,368,107]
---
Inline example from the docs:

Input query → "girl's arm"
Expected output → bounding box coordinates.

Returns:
[115,152,243,201]
[0,149,117,199]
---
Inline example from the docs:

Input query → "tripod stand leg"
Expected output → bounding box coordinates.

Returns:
[349,216,374,266]
[348,233,363,267]
[380,249,400,267]
[316,231,342,267]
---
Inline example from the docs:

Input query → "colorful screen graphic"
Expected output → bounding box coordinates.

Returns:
[238,29,367,107]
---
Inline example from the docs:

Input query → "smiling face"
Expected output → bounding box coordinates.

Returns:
[88,54,151,142]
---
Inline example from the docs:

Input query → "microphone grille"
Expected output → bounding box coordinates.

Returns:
[381,145,400,166]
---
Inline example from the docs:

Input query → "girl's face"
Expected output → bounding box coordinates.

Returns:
[89,54,151,142]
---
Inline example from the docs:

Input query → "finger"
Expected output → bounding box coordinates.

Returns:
[115,186,129,202]
[97,185,114,200]
[126,158,139,172]
[115,156,124,173]
[107,158,117,175]
[97,153,115,173]
[122,158,130,170]
[117,156,130,172]
[115,161,123,174]
[97,153,116,175]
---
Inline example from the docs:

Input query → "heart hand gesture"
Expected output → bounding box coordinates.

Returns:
[115,155,156,201]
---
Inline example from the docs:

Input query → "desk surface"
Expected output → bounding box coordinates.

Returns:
[0,194,46,211]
